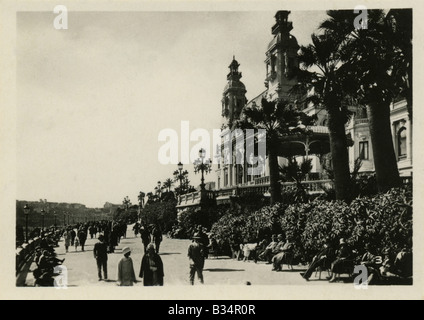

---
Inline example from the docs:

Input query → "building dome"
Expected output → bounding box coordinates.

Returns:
[267,33,299,52]
[224,80,246,92]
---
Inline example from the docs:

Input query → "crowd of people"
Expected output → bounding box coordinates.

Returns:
[28,220,412,287]
[205,231,413,285]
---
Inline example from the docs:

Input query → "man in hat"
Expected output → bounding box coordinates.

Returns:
[258,234,279,264]
[272,234,294,271]
[117,247,136,286]
[140,225,151,253]
[152,225,163,254]
[328,238,352,282]
[93,234,108,281]
[188,233,206,285]
[302,238,335,280]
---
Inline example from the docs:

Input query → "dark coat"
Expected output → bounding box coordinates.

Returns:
[93,241,108,261]
[141,229,151,245]
[139,252,164,286]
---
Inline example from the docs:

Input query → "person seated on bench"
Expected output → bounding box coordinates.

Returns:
[258,234,278,264]
[360,243,383,285]
[329,238,352,282]
[302,238,335,281]
[393,246,412,278]
[241,241,258,262]
[272,234,294,271]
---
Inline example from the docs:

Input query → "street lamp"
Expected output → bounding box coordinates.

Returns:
[40,209,46,230]
[63,212,66,226]
[67,212,70,225]
[177,162,184,190]
[194,148,212,191]
[54,211,57,227]
[23,204,30,243]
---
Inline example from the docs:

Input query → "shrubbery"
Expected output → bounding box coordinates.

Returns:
[210,187,412,263]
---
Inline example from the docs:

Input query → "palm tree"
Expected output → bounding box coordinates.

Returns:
[122,196,132,211]
[238,97,315,205]
[293,31,352,201]
[320,9,404,192]
[162,178,174,193]
[138,191,146,208]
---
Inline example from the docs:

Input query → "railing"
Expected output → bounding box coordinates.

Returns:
[254,176,270,185]
[177,190,215,205]
[310,126,329,134]
[355,118,369,125]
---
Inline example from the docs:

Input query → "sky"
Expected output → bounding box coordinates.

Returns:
[16,10,328,208]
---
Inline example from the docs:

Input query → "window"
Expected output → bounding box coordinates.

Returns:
[398,127,407,159]
[359,141,369,160]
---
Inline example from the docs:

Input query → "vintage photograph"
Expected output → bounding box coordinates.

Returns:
[2,0,419,300]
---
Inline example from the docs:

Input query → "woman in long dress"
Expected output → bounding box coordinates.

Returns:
[117,247,136,286]
[139,244,164,286]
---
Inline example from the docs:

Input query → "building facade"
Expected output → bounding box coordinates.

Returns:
[215,10,412,193]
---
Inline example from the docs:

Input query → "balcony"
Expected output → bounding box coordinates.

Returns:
[355,118,369,125]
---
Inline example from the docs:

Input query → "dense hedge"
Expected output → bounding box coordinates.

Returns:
[210,187,412,262]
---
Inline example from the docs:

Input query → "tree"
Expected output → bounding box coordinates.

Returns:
[138,191,146,208]
[173,170,196,196]
[293,31,352,201]
[238,97,315,205]
[162,178,174,193]
[320,9,404,192]
[122,196,132,211]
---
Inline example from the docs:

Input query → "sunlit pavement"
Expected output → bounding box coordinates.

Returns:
[26,225,353,287]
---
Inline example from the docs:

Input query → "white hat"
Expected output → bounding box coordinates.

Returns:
[122,247,131,255]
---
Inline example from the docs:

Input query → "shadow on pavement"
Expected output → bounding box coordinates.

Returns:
[158,252,181,256]
[204,268,245,272]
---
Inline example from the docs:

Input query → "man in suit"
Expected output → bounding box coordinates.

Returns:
[93,235,108,281]
[302,239,335,280]
[188,233,206,285]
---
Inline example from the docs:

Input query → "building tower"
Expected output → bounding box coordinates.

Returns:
[221,56,247,129]
[265,11,299,102]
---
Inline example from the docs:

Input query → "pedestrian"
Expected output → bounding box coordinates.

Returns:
[117,247,137,286]
[140,225,151,253]
[74,236,80,252]
[188,233,206,285]
[152,225,163,253]
[93,235,108,281]
[139,243,164,286]
[70,229,76,246]
[63,229,71,253]
[78,228,87,252]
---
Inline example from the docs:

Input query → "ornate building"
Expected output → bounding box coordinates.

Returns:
[215,10,412,195]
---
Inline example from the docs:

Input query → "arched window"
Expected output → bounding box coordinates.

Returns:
[398,126,407,159]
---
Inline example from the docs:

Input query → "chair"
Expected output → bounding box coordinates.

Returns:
[280,253,295,270]
[314,258,332,279]
[315,265,331,279]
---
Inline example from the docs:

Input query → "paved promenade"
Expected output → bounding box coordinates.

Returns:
[25,225,353,287]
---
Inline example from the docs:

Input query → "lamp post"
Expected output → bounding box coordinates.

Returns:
[41,209,46,230]
[178,162,184,188]
[63,212,66,226]
[23,204,30,243]
[157,181,162,198]
[67,212,70,225]
[54,211,57,227]
[194,148,212,191]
